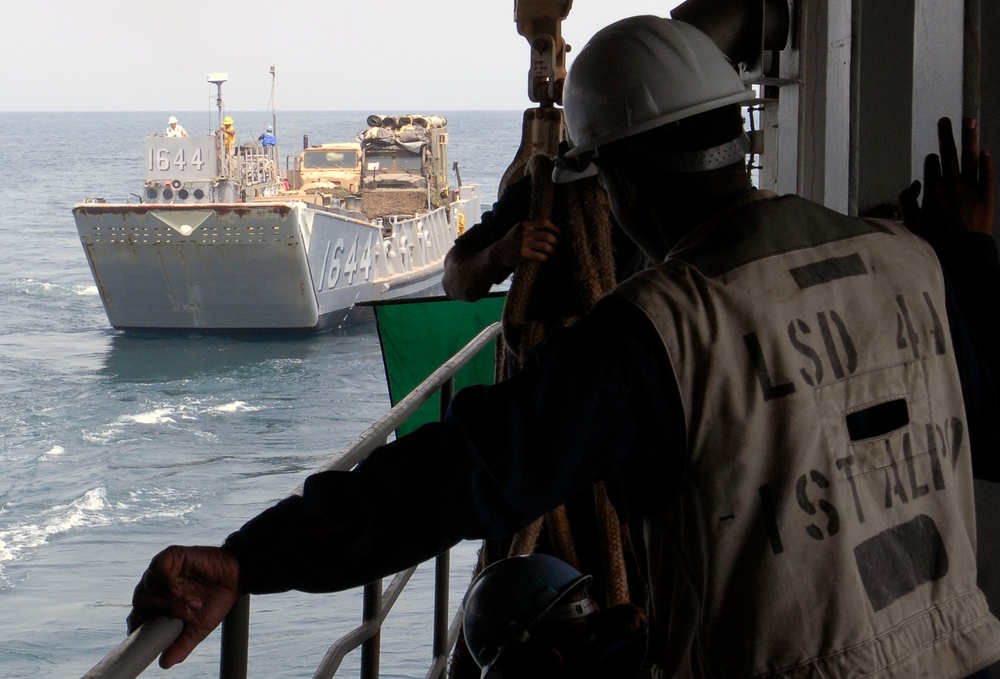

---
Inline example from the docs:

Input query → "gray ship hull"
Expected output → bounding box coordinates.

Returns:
[73,195,477,333]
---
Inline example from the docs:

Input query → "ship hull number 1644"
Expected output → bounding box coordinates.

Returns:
[147,147,206,173]
[318,232,376,292]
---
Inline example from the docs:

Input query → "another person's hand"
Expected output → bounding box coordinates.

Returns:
[491,218,561,269]
[127,545,241,669]
[900,117,994,238]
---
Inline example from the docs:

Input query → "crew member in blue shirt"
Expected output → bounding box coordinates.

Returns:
[258,125,276,148]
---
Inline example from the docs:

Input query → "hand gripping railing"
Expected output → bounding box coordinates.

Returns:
[81,321,502,679]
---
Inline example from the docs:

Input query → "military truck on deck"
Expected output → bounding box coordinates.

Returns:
[283,114,452,220]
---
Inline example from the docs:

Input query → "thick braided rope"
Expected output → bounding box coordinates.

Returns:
[499,154,630,608]
[449,154,632,679]
[594,482,631,606]
[499,154,552,363]
[500,155,618,364]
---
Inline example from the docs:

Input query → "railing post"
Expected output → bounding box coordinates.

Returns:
[360,580,383,679]
[432,552,451,679]
[431,376,457,679]
[439,377,455,419]
[220,594,251,679]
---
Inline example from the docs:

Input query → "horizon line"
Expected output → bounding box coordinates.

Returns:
[0,108,528,114]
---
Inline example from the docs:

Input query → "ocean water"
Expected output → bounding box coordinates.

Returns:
[0,110,521,678]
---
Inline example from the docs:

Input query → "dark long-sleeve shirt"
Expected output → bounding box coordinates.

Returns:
[223,232,1000,596]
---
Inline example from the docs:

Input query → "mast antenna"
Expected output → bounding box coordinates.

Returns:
[269,65,277,138]
[207,72,229,131]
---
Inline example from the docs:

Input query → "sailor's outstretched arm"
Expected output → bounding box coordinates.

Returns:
[223,298,676,592]
[127,299,679,667]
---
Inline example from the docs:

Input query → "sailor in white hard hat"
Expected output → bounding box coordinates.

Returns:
[552,16,1000,677]
[128,16,1000,679]
[164,115,188,138]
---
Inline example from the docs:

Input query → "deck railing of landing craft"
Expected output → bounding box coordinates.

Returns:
[80,320,503,679]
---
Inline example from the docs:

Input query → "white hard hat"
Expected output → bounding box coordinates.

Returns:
[168,116,178,124]
[561,16,753,163]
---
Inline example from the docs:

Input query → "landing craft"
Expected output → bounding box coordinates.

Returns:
[72,73,481,333]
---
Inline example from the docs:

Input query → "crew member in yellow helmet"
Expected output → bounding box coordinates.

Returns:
[216,116,236,154]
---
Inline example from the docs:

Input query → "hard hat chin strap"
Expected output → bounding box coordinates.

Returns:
[552,140,597,183]
[543,594,598,623]
[555,127,750,182]
[658,132,751,172]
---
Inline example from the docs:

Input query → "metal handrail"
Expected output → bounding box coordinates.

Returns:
[81,618,183,679]
[80,321,503,679]
[313,567,415,679]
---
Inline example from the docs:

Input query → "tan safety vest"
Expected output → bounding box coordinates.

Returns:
[614,193,1000,678]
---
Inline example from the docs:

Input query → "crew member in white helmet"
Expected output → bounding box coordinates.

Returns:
[128,17,1000,677]
[164,116,188,138]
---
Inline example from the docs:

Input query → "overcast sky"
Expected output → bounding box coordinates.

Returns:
[3,0,681,112]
